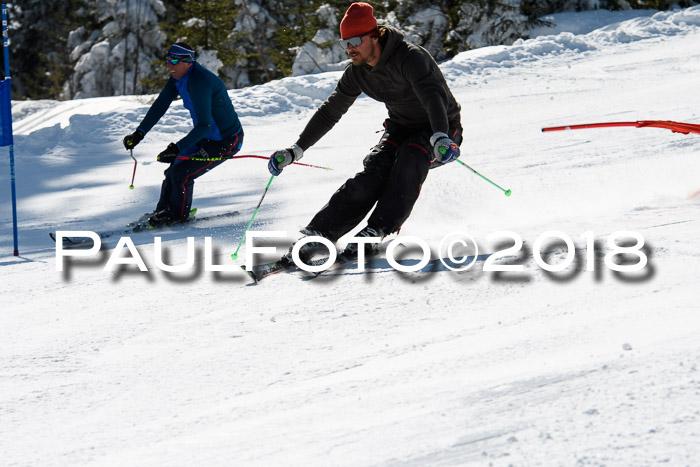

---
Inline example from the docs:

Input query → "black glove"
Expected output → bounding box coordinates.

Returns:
[157,143,180,163]
[123,130,144,150]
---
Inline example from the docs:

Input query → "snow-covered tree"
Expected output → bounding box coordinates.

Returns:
[65,0,166,99]
[5,0,88,99]
[291,4,347,76]
[7,0,700,99]
[231,0,290,87]
[397,6,451,61]
[451,0,531,50]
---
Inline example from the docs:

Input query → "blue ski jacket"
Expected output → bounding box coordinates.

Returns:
[136,62,242,153]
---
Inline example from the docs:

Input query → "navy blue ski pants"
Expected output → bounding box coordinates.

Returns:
[156,131,243,219]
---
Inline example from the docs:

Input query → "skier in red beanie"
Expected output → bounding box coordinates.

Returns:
[269,2,462,266]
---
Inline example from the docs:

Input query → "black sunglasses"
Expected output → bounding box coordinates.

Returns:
[338,32,371,49]
[165,57,182,65]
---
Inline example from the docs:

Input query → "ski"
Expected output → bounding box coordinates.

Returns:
[241,243,494,283]
[241,259,294,283]
[241,254,336,283]
[312,251,495,278]
[50,208,240,247]
[309,251,371,278]
[308,242,395,278]
[241,247,381,283]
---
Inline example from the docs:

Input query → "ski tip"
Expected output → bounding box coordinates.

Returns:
[49,232,95,248]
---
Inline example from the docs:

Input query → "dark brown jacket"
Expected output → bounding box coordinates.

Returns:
[296,26,461,150]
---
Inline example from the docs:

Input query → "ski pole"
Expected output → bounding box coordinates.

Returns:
[176,153,332,170]
[541,120,700,136]
[231,172,277,260]
[456,159,512,197]
[129,149,137,189]
[230,154,332,171]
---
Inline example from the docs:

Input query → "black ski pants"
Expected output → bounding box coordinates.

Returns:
[306,119,462,241]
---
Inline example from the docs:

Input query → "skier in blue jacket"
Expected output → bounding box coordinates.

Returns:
[123,43,244,227]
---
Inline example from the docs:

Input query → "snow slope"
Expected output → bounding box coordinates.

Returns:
[2,7,700,466]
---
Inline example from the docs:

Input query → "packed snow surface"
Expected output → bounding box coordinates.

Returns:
[2,7,699,466]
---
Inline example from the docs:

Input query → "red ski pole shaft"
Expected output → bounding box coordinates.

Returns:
[232,154,332,170]
[174,153,332,170]
[542,120,700,135]
[542,122,641,132]
[129,149,137,189]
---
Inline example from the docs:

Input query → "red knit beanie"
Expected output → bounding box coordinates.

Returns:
[340,2,378,39]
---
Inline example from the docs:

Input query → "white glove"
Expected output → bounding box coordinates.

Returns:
[430,132,460,163]
[269,144,304,175]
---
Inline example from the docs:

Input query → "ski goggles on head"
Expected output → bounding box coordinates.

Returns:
[338,30,375,48]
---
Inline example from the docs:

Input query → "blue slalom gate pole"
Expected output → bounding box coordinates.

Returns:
[1,4,18,256]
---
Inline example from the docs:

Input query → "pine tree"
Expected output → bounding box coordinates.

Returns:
[163,0,240,82]
[269,0,319,77]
